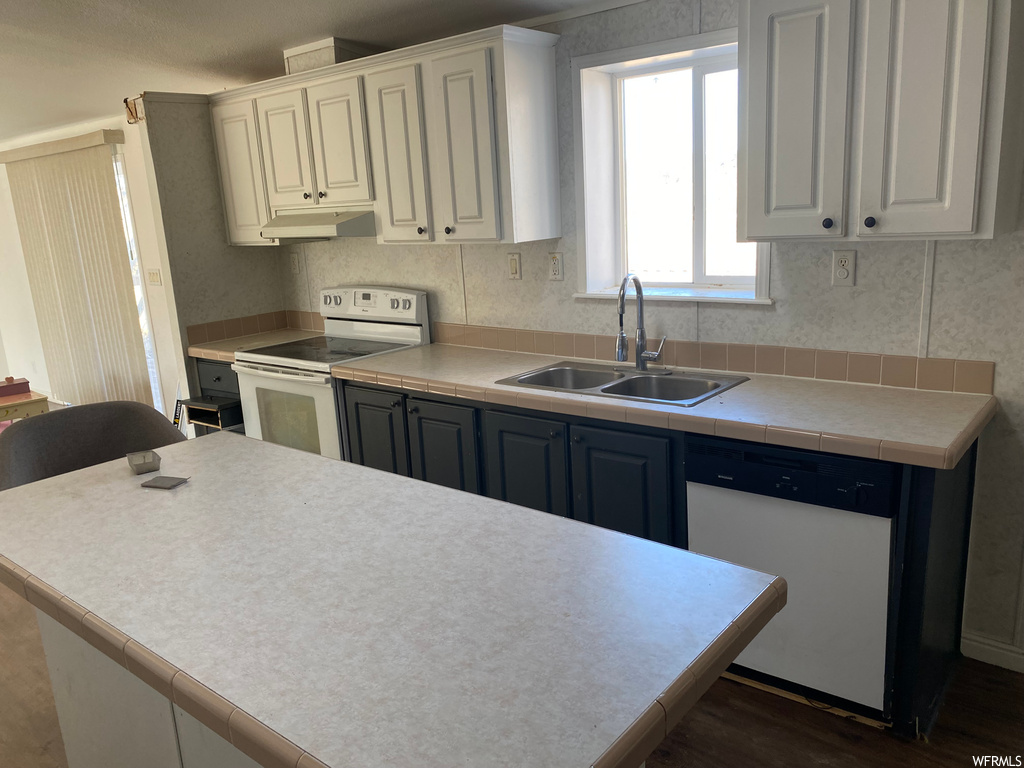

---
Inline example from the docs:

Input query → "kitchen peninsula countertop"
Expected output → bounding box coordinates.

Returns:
[188,329,323,362]
[0,432,784,768]
[331,344,997,470]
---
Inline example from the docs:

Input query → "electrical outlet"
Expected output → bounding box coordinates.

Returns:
[549,252,563,281]
[146,269,162,286]
[290,253,301,275]
[832,250,856,287]
[508,252,522,280]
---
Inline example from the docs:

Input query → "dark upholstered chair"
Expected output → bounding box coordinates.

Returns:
[0,401,185,491]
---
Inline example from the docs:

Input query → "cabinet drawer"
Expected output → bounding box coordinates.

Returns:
[196,360,239,395]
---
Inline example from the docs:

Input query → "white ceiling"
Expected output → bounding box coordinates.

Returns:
[0,0,592,142]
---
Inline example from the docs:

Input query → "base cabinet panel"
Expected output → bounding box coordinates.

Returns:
[407,398,480,492]
[569,425,672,544]
[345,387,409,475]
[484,411,568,516]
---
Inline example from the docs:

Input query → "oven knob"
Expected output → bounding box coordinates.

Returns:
[390,298,400,310]
[333,295,342,305]
[323,295,331,306]
[401,299,411,310]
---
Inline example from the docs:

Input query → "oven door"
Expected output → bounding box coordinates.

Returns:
[231,362,341,460]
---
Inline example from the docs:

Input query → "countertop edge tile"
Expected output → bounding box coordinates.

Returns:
[943,396,998,469]
[81,613,130,667]
[819,433,881,460]
[125,640,180,700]
[589,701,667,768]
[765,426,821,452]
[229,708,305,768]
[24,575,63,621]
[57,595,89,637]
[715,420,767,443]
[878,440,947,468]
[172,672,237,741]
[297,752,331,768]
[0,555,30,599]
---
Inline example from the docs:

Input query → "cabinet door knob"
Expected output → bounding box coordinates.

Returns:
[572,435,581,443]
[389,400,402,409]
[549,430,557,438]
[864,216,877,228]
[212,376,221,382]
[822,217,834,229]
[417,226,426,235]
[318,191,326,199]
[444,226,453,235]
[303,192,312,200]
[408,406,419,414]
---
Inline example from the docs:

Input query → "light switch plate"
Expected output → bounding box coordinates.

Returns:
[832,250,856,287]
[146,269,162,286]
[508,252,522,280]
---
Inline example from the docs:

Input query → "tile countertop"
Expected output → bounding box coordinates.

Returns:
[332,344,997,470]
[188,329,323,363]
[0,433,784,768]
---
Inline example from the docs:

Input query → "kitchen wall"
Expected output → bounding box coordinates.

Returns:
[0,328,9,379]
[279,0,1024,669]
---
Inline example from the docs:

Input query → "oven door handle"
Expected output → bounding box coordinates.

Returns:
[231,364,332,386]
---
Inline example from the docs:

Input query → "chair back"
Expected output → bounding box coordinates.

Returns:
[0,401,186,491]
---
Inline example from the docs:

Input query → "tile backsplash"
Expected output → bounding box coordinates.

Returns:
[433,322,996,395]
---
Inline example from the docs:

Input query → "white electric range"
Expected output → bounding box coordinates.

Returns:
[232,286,429,460]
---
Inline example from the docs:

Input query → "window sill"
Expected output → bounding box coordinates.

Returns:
[573,288,773,305]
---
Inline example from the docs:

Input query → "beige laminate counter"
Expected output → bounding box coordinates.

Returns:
[331,344,997,470]
[188,329,323,363]
[0,432,784,768]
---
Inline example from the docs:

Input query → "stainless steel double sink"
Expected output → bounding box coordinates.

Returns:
[495,361,748,407]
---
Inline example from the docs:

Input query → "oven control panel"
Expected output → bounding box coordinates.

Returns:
[319,286,427,326]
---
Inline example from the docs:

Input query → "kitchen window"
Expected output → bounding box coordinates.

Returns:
[573,31,770,303]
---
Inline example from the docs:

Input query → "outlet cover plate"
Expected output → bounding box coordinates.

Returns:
[549,252,564,281]
[832,250,856,287]
[508,252,522,280]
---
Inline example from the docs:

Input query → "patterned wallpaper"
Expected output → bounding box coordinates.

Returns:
[272,0,1024,664]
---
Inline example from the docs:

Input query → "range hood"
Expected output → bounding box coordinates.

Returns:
[260,210,376,241]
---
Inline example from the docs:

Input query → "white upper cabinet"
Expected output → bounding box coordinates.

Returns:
[857,0,989,237]
[210,26,562,245]
[256,90,315,209]
[741,0,852,239]
[740,0,1024,240]
[210,101,273,246]
[363,65,434,243]
[306,76,374,206]
[427,48,502,242]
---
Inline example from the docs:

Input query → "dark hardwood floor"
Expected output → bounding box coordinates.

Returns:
[650,659,1024,768]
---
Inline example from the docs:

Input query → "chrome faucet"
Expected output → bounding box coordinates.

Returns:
[616,273,665,371]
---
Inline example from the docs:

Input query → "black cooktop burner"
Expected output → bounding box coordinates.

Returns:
[247,336,407,365]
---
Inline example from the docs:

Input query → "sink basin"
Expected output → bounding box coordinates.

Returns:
[601,375,720,401]
[495,361,748,407]
[516,366,623,389]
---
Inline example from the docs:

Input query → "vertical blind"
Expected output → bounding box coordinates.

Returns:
[5,143,152,406]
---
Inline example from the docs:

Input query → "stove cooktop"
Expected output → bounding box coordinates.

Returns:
[243,336,409,367]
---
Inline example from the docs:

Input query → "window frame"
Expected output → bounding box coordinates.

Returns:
[572,29,771,304]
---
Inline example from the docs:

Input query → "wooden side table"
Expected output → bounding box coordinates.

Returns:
[0,391,50,421]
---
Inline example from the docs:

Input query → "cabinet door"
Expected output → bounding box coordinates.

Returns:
[407,398,480,493]
[428,48,501,242]
[857,0,990,237]
[570,425,671,544]
[307,76,374,206]
[741,0,853,238]
[345,387,409,475]
[364,65,433,242]
[256,89,315,209]
[210,101,271,245]
[484,412,568,516]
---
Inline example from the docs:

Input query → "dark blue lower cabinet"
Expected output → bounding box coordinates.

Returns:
[484,411,569,516]
[408,399,480,493]
[345,386,409,476]
[569,425,672,545]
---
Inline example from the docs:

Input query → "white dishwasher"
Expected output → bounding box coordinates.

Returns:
[685,435,900,713]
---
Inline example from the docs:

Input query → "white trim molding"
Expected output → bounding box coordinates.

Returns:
[961,631,1024,673]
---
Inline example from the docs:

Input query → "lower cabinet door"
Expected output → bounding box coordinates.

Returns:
[570,425,671,543]
[484,412,568,516]
[407,398,480,492]
[345,386,409,475]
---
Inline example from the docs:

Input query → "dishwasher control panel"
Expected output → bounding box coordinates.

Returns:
[685,435,900,517]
